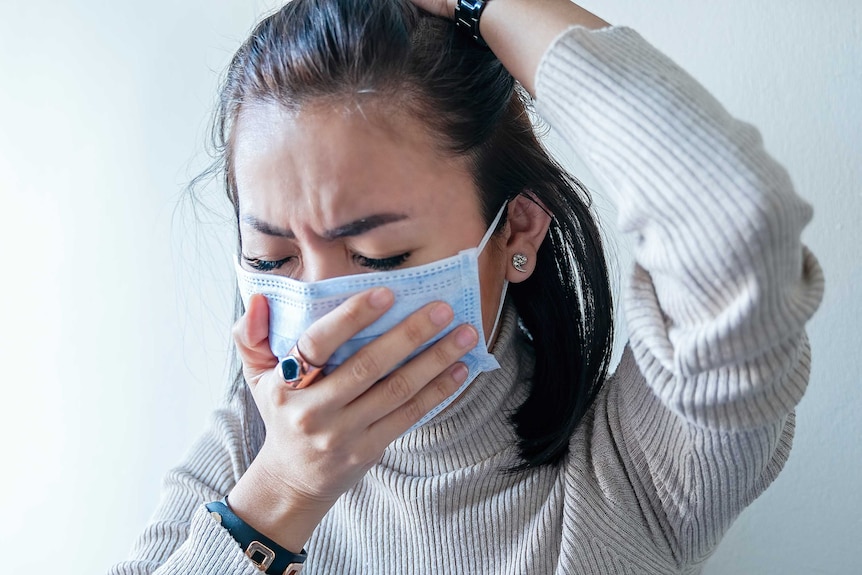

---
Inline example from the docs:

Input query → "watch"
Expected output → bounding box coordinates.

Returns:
[454,0,491,47]
[206,498,307,575]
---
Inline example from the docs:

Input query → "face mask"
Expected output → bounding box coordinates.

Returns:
[234,203,509,432]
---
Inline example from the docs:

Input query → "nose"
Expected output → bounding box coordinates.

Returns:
[299,246,354,283]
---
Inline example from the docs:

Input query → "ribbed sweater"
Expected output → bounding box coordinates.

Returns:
[110,26,824,575]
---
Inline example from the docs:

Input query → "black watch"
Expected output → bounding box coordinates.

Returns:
[455,0,491,47]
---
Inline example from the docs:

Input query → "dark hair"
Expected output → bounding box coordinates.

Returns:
[201,0,613,470]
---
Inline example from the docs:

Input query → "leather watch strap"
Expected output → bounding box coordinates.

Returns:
[206,498,307,575]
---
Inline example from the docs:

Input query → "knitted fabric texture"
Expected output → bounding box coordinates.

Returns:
[109,26,823,575]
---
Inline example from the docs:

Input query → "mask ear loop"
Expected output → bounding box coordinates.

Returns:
[477,201,509,255]
[477,201,510,347]
[488,279,509,347]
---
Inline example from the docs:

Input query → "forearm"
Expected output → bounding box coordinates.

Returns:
[472,0,610,95]
[531,25,822,385]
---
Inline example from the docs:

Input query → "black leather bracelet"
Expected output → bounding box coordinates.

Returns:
[455,0,491,47]
[206,498,307,575]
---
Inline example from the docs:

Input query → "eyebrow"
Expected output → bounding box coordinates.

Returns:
[240,212,409,240]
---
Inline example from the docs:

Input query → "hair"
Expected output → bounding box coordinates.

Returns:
[199,0,614,471]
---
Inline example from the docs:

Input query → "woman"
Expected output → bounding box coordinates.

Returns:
[111,0,823,573]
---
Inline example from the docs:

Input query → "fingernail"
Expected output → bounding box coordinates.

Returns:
[455,326,478,348]
[430,303,453,326]
[451,364,468,383]
[369,288,393,309]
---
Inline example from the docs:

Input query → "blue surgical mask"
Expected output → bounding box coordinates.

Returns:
[234,203,509,431]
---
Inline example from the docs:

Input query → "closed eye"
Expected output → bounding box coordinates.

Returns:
[353,253,410,271]
[242,253,409,273]
[242,256,292,272]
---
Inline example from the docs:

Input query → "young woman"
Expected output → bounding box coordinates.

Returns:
[111,0,823,573]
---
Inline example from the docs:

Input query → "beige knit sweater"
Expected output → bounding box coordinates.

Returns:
[110,26,824,575]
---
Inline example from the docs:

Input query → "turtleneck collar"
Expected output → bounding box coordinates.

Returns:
[380,300,535,476]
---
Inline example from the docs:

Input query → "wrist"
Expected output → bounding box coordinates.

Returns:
[207,498,307,574]
[228,457,334,554]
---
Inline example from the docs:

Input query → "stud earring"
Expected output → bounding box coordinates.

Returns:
[512,253,528,273]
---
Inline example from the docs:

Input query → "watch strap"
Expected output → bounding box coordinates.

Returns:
[206,498,307,575]
[454,0,491,47]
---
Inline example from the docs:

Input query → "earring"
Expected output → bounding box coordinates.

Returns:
[512,253,528,273]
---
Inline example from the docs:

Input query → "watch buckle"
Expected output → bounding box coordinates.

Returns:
[246,540,276,570]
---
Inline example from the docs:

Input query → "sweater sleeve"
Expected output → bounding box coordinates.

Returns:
[107,406,263,575]
[534,26,823,567]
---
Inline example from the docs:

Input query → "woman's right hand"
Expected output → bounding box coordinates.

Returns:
[407,0,455,19]
[226,287,478,552]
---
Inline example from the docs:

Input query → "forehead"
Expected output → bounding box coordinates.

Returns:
[231,100,481,231]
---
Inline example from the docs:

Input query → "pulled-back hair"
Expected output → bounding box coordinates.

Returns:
[205,0,613,470]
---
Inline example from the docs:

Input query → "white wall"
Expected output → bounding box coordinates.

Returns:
[0,1,858,573]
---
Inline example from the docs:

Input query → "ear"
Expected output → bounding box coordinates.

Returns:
[503,192,552,283]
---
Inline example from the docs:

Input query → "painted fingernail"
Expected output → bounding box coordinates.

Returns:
[455,326,478,348]
[369,287,393,309]
[451,364,468,383]
[430,303,453,326]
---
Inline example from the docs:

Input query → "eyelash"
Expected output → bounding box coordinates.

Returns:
[353,253,410,271]
[242,253,410,273]
[243,257,291,272]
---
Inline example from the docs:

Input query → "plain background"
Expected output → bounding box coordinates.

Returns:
[1,0,859,573]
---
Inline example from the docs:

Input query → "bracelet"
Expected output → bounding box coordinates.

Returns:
[206,498,307,575]
[454,0,491,47]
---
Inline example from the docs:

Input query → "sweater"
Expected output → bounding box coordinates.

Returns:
[109,25,824,575]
